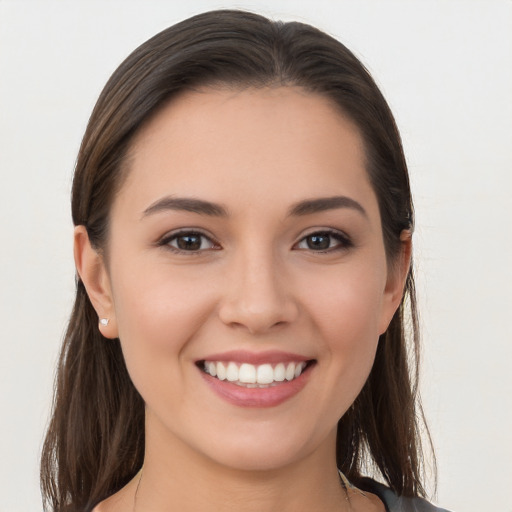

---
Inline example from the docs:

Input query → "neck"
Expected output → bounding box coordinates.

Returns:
[133,419,348,512]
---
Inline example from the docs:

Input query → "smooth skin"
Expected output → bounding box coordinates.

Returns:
[76,87,411,511]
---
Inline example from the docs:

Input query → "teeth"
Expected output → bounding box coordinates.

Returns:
[206,361,216,377]
[203,361,308,385]
[256,364,274,384]
[216,362,227,380]
[226,362,238,382]
[285,362,295,381]
[239,363,256,383]
[274,363,285,382]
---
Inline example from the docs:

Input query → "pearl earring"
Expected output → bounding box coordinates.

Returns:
[99,318,109,326]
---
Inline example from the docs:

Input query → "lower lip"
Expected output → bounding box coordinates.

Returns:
[199,365,313,408]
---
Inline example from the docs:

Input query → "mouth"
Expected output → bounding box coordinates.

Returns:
[197,360,316,388]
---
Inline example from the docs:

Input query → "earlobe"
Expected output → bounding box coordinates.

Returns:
[74,226,119,339]
[378,230,412,334]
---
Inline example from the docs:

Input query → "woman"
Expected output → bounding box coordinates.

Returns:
[41,9,450,512]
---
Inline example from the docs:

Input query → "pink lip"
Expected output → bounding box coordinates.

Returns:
[198,360,314,408]
[198,350,312,365]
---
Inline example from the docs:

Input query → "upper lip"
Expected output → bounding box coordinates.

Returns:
[197,350,313,365]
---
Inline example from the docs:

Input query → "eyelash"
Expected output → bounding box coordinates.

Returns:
[158,229,353,254]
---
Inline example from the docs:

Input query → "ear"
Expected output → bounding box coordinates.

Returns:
[378,230,412,335]
[74,226,119,339]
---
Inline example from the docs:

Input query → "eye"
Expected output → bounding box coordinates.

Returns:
[161,231,219,253]
[295,230,352,252]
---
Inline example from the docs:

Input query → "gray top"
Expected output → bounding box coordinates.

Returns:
[361,479,452,512]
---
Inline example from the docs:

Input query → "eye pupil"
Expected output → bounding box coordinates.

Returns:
[307,234,330,250]
[177,234,202,250]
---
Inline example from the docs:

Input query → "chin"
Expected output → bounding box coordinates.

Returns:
[192,422,334,474]
[206,444,308,473]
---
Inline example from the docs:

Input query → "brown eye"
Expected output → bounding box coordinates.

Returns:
[176,234,202,250]
[296,231,352,252]
[165,232,217,252]
[305,234,331,250]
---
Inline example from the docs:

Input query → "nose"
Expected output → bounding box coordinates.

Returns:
[218,250,299,335]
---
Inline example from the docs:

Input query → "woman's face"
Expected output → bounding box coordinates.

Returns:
[83,87,406,472]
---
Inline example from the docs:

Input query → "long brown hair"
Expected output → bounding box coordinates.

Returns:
[41,10,434,511]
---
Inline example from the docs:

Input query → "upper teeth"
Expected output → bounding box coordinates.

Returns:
[204,361,307,386]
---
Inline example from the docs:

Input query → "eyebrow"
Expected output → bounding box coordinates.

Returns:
[288,196,367,218]
[141,195,366,219]
[142,196,229,218]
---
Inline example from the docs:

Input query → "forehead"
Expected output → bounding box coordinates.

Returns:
[116,86,378,220]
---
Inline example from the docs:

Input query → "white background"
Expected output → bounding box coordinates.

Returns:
[1,1,511,511]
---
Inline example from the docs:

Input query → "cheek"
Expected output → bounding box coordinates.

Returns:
[114,259,211,336]
[110,263,216,385]
[300,260,386,393]
[304,260,386,344]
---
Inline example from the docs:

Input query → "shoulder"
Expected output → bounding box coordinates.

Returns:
[359,478,453,512]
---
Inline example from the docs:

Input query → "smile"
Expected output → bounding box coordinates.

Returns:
[196,351,316,407]
[201,361,309,387]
